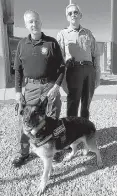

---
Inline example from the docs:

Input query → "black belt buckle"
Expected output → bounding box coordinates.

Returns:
[82,61,93,66]
[27,77,49,84]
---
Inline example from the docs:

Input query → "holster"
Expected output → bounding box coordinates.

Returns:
[66,57,75,68]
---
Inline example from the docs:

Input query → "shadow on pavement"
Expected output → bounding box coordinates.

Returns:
[0,127,116,186]
[48,127,117,185]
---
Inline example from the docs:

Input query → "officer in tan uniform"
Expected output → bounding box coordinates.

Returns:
[57,3,100,119]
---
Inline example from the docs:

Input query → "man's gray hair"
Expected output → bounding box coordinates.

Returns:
[66,3,82,16]
[24,10,40,21]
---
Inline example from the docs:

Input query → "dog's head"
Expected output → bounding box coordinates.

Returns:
[20,97,48,132]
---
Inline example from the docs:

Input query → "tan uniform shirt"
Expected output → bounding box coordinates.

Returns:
[57,25,99,62]
[57,25,101,87]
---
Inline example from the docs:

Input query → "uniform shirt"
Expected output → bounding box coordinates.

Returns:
[57,25,99,62]
[14,33,65,92]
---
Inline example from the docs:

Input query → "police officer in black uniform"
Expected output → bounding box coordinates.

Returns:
[13,10,65,167]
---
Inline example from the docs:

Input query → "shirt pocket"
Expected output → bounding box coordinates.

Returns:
[79,35,91,50]
[82,35,91,45]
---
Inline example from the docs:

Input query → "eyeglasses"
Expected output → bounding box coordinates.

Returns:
[68,11,79,16]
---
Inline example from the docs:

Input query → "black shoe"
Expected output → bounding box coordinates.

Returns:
[12,154,29,168]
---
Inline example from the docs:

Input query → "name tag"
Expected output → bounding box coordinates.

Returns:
[53,123,66,137]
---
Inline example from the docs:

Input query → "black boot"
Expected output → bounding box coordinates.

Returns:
[12,154,29,168]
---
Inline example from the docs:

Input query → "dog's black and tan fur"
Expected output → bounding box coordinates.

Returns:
[21,97,103,194]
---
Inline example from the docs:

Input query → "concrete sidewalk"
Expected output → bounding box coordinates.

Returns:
[0,73,116,103]
[61,85,117,100]
[0,84,117,104]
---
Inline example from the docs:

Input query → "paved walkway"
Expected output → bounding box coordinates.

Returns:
[60,85,117,100]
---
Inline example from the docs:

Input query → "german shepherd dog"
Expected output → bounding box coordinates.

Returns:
[20,97,103,194]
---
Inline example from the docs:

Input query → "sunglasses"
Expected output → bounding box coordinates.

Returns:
[68,11,79,16]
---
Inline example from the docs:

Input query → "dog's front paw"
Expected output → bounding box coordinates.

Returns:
[38,178,47,195]
[97,160,103,169]
[82,149,88,156]
[65,152,74,160]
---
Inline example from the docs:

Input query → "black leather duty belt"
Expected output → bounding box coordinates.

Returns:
[66,59,93,68]
[26,77,50,84]
[74,61,93,66]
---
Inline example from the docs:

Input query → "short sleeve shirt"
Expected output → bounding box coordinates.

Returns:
[14,33,64,92]
[57,25,99,62]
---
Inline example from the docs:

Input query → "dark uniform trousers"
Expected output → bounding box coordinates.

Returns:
[19,81,61,157]
[66,64,95,119]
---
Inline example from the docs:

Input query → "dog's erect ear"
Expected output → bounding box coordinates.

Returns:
[41,96,48,108]
[38,96,48,116]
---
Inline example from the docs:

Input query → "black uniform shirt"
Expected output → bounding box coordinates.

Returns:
[14,33,65,92]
